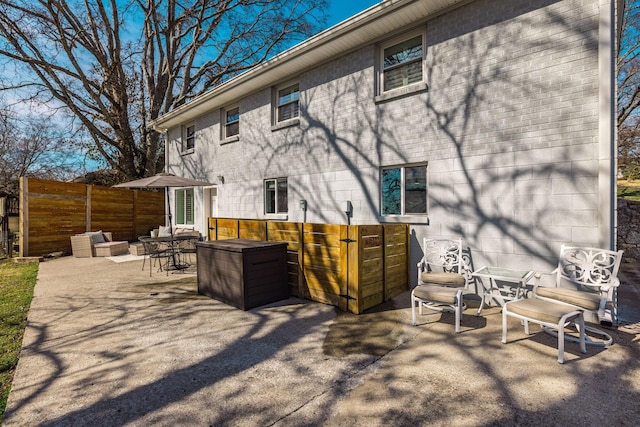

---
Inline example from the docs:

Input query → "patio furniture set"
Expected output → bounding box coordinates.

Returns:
[72,229,623,363]
[139,232,200,276]
[70,228,201,276]
[411,238,623,363]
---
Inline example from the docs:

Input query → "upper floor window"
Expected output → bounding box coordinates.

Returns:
[276,83,299,123]
[265,177,288,214]
[381,33,424,93]
[175,188,194,225]
[182,123,195,152]
[381,164,427,216]
[225,106,239,139]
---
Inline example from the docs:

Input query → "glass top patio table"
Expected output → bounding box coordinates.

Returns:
[472,266,534,282]
[471,266,536,314]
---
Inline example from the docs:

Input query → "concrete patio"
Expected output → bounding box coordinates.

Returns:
[3,256,640,426]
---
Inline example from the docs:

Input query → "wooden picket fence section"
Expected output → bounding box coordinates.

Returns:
[19,177,165,257]
[207,218,409,314]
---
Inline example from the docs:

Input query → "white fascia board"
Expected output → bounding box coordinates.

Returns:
[150,0,468,132]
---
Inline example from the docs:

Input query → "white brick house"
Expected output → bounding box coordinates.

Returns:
[150,0,622,282]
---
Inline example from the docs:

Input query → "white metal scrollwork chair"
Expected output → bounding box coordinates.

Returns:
[533,245,624,346]
[412,238,468,333]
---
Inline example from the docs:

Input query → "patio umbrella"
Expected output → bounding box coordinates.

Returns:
[114,173,212,269]
[113,173,212,228]
[113,172,212,190]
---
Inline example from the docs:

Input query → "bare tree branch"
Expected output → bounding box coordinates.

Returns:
[0,0,328,180]
[618,1,640,176]
[0,103,84,196]
[618,1,640,127]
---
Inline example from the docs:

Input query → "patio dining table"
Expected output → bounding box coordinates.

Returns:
[138,234,198,273]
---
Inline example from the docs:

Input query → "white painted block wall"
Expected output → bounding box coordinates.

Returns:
[166,0,611,284]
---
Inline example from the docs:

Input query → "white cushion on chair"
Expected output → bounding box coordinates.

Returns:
[413,285,460,304]
[536,287,601,311]
[420,271,465,286]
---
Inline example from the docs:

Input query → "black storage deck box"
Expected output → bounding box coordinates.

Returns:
[196,239,288,310]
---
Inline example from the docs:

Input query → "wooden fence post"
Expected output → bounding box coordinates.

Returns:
[132,190,138,241]
[86,185,92,232]
[19,177,28,257]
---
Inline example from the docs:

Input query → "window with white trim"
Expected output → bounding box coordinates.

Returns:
[381,32,424,93]
[182,123,195,152]
[224,106,239,139]
[264,178,288,214]
[381,164,427,216]
[175,188,194,225]
[276,83,299,123]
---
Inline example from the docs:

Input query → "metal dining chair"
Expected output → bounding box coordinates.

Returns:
[139,236,171,276]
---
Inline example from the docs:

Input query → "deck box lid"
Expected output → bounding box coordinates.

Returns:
[196,238,286,252]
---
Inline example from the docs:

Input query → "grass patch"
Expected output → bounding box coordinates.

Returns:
[618,185,640,202]
[0,260,38,421]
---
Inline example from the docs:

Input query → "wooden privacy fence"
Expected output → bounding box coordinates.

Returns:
[20,177,165,257]
[208,217,409,314]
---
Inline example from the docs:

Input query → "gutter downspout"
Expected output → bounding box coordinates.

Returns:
[599,0,617,250]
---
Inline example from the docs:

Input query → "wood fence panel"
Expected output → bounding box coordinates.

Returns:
[350,225,384,314]
[215,218,239,240]
[303,223,347,311]
[135,191,166,238]
[267,221,303,297]
[90,186,135,241]
[384,224,410,300]
[21,179,87,256]
[239,219,267,240]
[27,178,86,199]
[205,218,409,314]
[19,177,164,257]
[25,179,87,238]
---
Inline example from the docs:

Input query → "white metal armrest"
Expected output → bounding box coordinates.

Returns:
[589,277,620,319]
[417,259,427,283]
[533,269,558,291]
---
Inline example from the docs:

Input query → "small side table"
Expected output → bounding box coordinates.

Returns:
[472,266,535,315]
[129,242,146,256]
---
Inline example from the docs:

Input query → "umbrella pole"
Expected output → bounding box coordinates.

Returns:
[166,187,173,235]
[166,187,179,270]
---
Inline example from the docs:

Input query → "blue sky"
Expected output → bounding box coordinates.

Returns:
[328,1,381,27]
